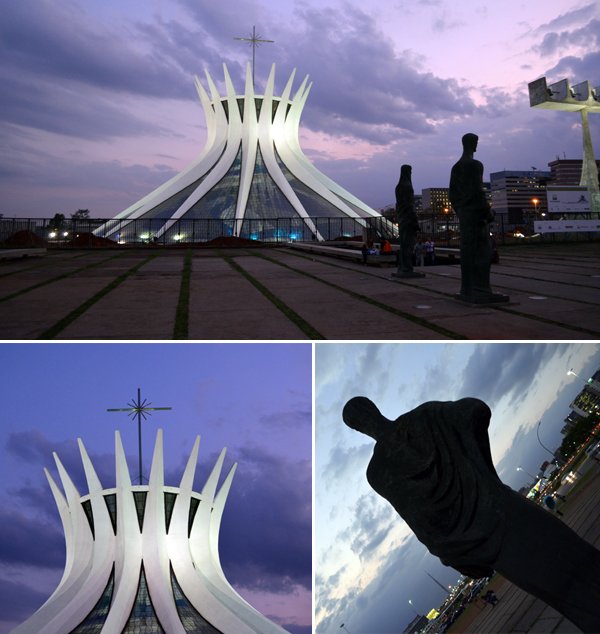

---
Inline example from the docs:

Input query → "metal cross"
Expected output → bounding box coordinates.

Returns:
[234,25,274,87]
[107,388,172,484]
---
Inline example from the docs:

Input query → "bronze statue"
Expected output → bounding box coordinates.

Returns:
[394,164,423,278]
[343,396,600,633]
[449,133,508,302]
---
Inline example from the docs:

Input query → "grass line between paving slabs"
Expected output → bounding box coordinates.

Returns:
[0,253,126,303]
[491,304,600,338]
[173,249,192,339]
[37,254,157,339]
[225,256,325,339]
[257,252,466,339]
[284,250,600,338]
[0,251,91,279]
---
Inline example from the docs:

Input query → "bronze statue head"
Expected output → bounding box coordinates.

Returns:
[343,396,391,440]
[462,132,479,153]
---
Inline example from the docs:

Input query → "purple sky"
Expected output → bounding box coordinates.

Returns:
[1,0,598,218]
[0,343,311,634]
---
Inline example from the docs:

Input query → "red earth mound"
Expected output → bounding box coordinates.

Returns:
[2,230,47,247]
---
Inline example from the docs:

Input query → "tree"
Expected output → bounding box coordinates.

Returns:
[50,213,65,229]
[71,209,90,219]
[558,414,599,460]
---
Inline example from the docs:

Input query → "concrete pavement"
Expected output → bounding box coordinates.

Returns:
[0,242,598,340]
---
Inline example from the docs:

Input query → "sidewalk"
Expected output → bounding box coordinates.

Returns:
[0,242,598,340]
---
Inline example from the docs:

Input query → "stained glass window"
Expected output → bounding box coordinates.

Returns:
[122,566,165,633]
[171,568,222,633]
[70,567,114,633]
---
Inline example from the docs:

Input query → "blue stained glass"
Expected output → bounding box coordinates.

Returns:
[274,148,347,218]
[183,146,242,220]
[70,567,114,633]
[171,568,222,633]
[122,566,165,633]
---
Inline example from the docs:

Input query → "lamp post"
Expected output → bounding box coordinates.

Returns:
[408,599,420,617]
[536,419,558,463]
[339,624,352,633]
[567,368,580,378]
[517,466,538,481]
[528,76,600,218]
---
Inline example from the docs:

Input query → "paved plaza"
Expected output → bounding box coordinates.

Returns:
[0,242,599,340]
[453,458,600,634]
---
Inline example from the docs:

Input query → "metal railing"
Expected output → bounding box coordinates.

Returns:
[1,214,597,248]
[0,216,397,247]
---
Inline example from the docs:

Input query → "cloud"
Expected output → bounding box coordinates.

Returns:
[546,51,600,85]
[459,343,572,409]
[342,493,397,560]
[0,507,64,569]
[268,4,476,144]
[0,2,191,100]
[536,3,598,33]
[535,18,600,57]
[6,429,119,491]
[0,72,170,140]
[0,578,50,623]
[219,445,311,593]
[322,442,373,493]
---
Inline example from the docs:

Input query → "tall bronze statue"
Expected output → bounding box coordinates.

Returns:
[394,164,423,278]
[343,396,600,633]
[449,133,508,302]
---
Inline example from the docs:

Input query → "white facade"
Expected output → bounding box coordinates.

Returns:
[96,63,387,243]
[12,430,288,634]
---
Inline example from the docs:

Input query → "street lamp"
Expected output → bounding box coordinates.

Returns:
[536,419,557,460]
[408,599,420,617]
[516,466,537,480]
[567,368,580,378]
[339,624,352,634]
[531,198,540,215]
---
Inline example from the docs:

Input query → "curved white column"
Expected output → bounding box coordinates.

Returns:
[96,61,386,242]
[13,429,290,634]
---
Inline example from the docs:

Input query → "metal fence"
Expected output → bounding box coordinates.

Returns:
[0,214,597,248]
[0,215,397,247]
[416,213,600,246]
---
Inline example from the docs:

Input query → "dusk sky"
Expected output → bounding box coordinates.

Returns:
[315,342,600,633]
[0,343,311,634]
[1,0,598,218]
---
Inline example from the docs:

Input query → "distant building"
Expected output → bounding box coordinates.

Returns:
[403,614,429,633]
[414,194,423,215]
[569,369,600,417]
[548,159,600,186]
[422,188,452,214]
[562,410,583,434]
[490,170,551,227]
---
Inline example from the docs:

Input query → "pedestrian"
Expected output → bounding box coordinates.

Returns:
[426,239,435,265]
[361,243,368,265]
[483,590,499,607]
[414,241,424,267]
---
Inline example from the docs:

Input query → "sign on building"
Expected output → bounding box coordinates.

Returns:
[546,187,591,214]
[534,219,600,233]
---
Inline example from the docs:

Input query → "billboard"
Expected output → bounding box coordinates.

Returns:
[546,187,591,213]
[534,219,600,233]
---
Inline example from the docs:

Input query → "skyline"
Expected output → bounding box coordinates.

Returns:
[0,343,312,634]
[1,0,598,218]
[315,342,600,633]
